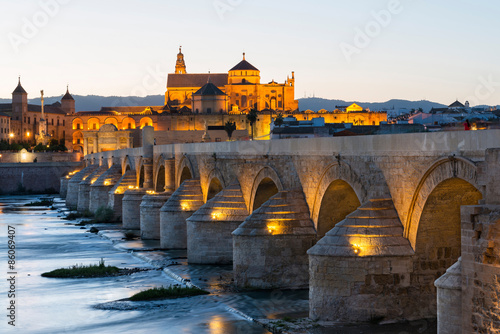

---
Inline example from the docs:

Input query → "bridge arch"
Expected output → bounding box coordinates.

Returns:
[249,166,283,213]
[311,162,367,235]
[177,156,195,188]
[122,155,135,175]
[204,169,226,203]
[154,157,166,193]
[406,156,482,250]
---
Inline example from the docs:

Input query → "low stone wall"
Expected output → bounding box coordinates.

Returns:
[0,162,83,195]
[0,151,81,163]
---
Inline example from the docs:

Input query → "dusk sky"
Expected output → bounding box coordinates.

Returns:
[1,0,499,106]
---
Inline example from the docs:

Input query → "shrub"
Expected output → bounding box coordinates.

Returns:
[129,286,209,301]
[93,206,114,223]
[41,258,120,278]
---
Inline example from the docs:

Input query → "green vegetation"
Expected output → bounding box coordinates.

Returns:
[93,206,114,223]
[41,259,120,278]
[246,108,258,140]
[0,139,67,152]
[129,285,209,301]
[224,121,237,140]
[25,198,54,207]
[64,210,93,220]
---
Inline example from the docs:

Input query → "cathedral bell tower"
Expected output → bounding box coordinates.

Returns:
[175,46,187,74]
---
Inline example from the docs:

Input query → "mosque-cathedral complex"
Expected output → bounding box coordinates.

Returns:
[0,49,387,154]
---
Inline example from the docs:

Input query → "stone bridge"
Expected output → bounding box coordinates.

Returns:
[62,128,500,333]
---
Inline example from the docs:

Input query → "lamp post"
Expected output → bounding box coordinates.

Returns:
[9,133,14,145]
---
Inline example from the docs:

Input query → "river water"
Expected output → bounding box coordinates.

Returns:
[0,196,270,334]
[0,196,437,334]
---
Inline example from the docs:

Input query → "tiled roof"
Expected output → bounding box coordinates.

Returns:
[193,82,226,96]
[167,73,228,88]
[0,111,10,117]
[27,104,67,115]
[12,81,27,94]
[229,59,259,72]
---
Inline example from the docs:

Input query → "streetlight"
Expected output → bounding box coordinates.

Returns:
[9,133,14,145]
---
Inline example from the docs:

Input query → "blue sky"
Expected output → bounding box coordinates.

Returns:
[1,0,499,106]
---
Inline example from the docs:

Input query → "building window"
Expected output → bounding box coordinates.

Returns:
[63,120,65,126]
[57,119,60,126]
[77,123,81,130]
[207,108,212,114]
[51,119,54,125]
[215,138,221,142]
[77,139,81,144]
[93,124,97,130]
[24,117,26,123]
[128,123,132,129]
[28,117,30,124]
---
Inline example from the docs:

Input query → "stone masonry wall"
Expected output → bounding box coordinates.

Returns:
[461,205,500,334]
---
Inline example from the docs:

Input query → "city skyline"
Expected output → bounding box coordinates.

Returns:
[2,0,499,106]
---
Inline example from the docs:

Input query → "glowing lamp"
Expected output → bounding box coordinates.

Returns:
[352,244,361,255]
[104,181,110,186]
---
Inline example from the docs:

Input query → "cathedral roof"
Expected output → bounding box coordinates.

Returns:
[13,78,27,94]
[193,82,226,96]
[229,59,259,72]
[62,87,74,101]
[167,73,228,88]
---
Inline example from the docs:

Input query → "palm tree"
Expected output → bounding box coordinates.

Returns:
[274,113,284,139]
[246,108,258,140]
[224,121,237,141]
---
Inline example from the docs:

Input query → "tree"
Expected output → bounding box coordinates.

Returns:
[246,108,258,140]
[224,121,237,141]
[274,113,284,139]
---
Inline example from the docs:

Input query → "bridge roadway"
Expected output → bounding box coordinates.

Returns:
[62,128,500,332]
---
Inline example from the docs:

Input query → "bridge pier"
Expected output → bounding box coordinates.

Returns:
[233,191,316,289]
[122,189,147,229]
[160,179,204,249]
[308,198,415,323]
[108,170,137,221]
[66,164,98,209]
[89,164,122,213]
[435,259,462,334]
[186,183,248,264]
[140,192,172,240]
[77,164,109,212]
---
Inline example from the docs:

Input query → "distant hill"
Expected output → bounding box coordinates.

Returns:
[0,95,166,112]
[298,98,447,113]
[0,95,456,113]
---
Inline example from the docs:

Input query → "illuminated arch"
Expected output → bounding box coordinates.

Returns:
[72,130,83,153]
[140,117,153,129]
[104,117,118,127]
[405,156,481,250]
[311,162,367,231]
[72,118,83,130]
[122,117,136,130]
[248,166,283,213]
[87,117,100,130]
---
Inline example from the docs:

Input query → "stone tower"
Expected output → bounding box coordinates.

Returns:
[175,47,187,74]
[61,86,75,114]
[12,77,27,121]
